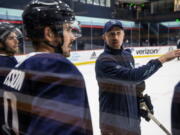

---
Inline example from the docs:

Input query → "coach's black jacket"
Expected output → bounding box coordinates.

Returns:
[95,45,162,135]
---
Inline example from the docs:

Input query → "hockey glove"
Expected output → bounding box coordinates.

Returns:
[138,94,154,121]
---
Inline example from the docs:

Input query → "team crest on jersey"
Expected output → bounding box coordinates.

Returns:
[3,69,25,91]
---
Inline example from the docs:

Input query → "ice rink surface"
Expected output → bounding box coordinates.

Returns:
[77,57,180,135]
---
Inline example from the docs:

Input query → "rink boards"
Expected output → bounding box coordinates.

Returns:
[69,45,177,66]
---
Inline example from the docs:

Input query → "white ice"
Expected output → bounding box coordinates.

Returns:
[77,57,180,135]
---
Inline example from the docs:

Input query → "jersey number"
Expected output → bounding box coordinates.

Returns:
[3,91,19,135]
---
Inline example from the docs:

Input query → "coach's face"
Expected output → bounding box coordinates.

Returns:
[103,26,124,49]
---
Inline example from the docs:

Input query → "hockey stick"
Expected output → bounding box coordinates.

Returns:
[140,101,171,135]
[148,113,171,135]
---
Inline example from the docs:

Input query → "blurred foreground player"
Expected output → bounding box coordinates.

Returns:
[0,0,93,135]
[171,82,180,135]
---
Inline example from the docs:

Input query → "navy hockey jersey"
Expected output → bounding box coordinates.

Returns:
[0,53,93,135]
[0,55,18,68]
[0,55,18,135]
[0,55,18,85]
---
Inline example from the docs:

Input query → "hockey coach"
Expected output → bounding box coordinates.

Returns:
[95,20,180,135]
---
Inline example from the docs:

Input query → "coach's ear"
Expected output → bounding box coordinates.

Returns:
[44,27,55,42]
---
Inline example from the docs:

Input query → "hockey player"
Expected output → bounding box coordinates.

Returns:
[0,22,22,67]
[0,0,93,135]
[171,82,180,135]
[0,22,23,135]
[95,20,180,135]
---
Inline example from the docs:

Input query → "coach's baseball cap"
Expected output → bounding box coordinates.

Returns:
[103,20,123,34]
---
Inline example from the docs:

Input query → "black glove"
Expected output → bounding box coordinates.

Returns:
[143,94,154,114]
[138,94,154,121]
[139,108,150,121]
